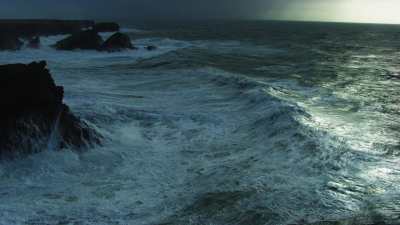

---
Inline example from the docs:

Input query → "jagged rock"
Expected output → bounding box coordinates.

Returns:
[100,32,134,51]
[145,45,157,51]
[27,36,40,48]
[94,22,120,32]
[54,30,104,50]
[0,33,23,50]
[0,61,100,159]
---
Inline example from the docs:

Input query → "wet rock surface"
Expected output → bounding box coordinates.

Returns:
[0,61,100,159]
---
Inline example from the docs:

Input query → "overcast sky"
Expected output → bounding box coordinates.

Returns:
[0,0,399,24]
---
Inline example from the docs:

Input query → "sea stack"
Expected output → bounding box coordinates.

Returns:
[54,30,104,50]
[55,30,134,52]
[0,61,100,159]
[100,32,134,51]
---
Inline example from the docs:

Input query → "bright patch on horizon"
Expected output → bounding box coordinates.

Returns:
[337,0,400,24]
[270,0,400,24]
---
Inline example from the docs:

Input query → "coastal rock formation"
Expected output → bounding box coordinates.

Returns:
[0,34,23,50]
[0,61,100,159]
[94,22,120,32]
[0,20,123,51]
[54,30,104,50]
[100,32,134,51]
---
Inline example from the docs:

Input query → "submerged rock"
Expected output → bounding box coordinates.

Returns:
[145,45,157,51]
[100,32,134,51]
[0,61,100,159]
[94,22,120,32]
[54,30,103,50]
[0,33,23,50]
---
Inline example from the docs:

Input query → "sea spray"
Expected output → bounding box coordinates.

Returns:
[47,109,62,151]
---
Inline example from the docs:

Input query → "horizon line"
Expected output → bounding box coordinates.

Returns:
[0,17,399,26]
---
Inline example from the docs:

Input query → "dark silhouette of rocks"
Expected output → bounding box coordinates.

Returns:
[0,19,95,37]
[0,34,23,50]
[94,22,120,32]
[145,45,157,51]
[54,31,134,52]
[100,32,134,51]
[0,61,101,159]
[0,20,125,51]
[54,30,104,50]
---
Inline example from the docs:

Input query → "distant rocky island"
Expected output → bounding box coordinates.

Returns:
[0,19,156,51]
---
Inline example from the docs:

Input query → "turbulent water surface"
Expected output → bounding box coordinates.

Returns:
[0,21,399,225]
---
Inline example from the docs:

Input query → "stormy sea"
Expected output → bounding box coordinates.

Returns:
[0,20,399,225]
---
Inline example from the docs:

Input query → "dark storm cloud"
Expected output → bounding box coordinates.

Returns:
[0,0,287,20]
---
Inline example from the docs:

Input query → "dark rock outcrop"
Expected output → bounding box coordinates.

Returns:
[54,30,104,50]
[0,61,100,159]
[0,34,23,50]
[145,45,157,51]
[100,32,134,51]
[94,22,120,32]
[0,19,95,37]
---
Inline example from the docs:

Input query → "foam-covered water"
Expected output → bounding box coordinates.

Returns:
[0,21,399,225]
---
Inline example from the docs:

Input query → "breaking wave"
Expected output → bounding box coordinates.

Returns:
[0,23,399,225]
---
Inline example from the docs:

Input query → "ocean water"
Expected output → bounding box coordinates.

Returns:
[0,21,399,225]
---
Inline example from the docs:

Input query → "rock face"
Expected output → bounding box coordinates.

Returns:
[0,61,100,159]
[0,34,23,50]
[54,31,134,52]
[94,22,120,32]
[54,30,104,50]
[100,32,134,51]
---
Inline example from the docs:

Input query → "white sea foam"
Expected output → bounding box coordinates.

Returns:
[0,33,192,67]
[0,26,399,224]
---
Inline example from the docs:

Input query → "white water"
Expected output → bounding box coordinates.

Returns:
[0,31,399,225]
